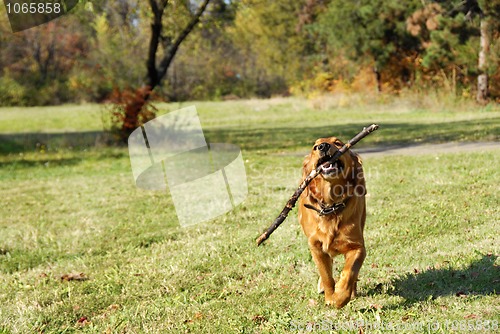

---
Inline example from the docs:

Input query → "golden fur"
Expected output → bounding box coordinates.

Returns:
[298,136,366,308]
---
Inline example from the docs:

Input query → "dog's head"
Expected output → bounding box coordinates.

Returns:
[303,137,363,197]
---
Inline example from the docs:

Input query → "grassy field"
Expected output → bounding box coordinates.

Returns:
[0,96,499,333]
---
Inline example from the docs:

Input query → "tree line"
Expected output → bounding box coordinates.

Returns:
[1,0,499,108]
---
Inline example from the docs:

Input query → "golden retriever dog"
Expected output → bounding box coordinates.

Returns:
[298,136,366,308]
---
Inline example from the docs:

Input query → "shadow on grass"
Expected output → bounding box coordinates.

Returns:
[0,118,498,154]
[0,131,117,154]
[0,156,83,169]
[388,254,499,303]
[205,118,499,151]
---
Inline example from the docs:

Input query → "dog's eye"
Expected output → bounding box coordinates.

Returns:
[334,140,342,146]
[313,145,318,150]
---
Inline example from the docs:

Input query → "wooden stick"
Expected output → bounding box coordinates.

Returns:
[256,124,379,246]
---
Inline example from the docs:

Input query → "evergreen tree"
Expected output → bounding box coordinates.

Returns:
[312,0,421,91]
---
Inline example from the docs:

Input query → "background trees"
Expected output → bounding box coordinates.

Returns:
[110,0,211,141]
[476,0,500,102]
[311,0,421,92]
[0,0,499,107]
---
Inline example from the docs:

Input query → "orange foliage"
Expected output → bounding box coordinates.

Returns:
[351,66,378,94]
[108,87,158,142]
[406,3,443,48]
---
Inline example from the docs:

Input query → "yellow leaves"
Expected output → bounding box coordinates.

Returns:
[93,14,109,38]
[84,2,94,13]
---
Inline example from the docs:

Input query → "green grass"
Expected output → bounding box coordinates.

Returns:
[0,96,499,154]
[0,97,499,333]
[0,104,103,133]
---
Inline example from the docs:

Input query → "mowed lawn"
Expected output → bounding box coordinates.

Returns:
[0,96,499,333]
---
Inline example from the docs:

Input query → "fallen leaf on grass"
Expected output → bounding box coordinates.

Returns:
[183,312,204,324]
[455,290,468,298]
[76,316,90,326]
[61,273,88,282]
[308,299,318,307]
[370,304,383,310]
[108,304,120,311]
[252,315,267,324]
[464,314,477,319]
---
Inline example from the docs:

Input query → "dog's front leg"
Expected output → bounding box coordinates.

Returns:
[309,241,335,305]
[333,246,366,308]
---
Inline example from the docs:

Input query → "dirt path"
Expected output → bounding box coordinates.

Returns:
[277,141,500,159]
[357,141,500,158]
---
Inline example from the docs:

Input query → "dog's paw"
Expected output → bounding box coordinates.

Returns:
[324,296,335,306]
[333,290,352,309]
[324,291,335,306]
[317,277,325,294]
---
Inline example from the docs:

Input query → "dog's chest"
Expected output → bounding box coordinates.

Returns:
[316,215,342,254]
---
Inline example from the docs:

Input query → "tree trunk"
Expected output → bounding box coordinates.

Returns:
[477,16,489,103]
[145,0,210,93]
[373,66,382,93]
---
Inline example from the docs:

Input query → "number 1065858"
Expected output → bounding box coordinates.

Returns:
[5,2,62,14]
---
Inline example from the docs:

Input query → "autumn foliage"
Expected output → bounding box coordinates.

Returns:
[107,87,157,143]
[1,0,500,110]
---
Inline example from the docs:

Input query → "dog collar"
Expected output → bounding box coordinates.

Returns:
[303,197,350,216]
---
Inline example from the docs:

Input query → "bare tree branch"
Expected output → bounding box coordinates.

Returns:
[155,0,211,86]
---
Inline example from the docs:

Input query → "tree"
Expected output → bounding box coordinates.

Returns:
[73,0,149,102]
[228,0,307,97]
[161,0,239,101]
[114,0,211,142]
[476,0,500,102]
[0,15,88,105]
[407,0,500,102]
[312,0,421,92]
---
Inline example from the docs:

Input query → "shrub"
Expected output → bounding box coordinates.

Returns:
[0,76,27,106]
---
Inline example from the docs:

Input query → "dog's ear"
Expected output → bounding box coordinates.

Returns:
[302,153,313,180]
[350,150,363,167]
[302,152,319,197]
[350,151,365,184]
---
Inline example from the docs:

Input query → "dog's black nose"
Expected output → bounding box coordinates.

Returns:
[317,143,330,152]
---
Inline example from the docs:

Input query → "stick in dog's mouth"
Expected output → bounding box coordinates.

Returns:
[316,155,344,176]
[321,160,344,175]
